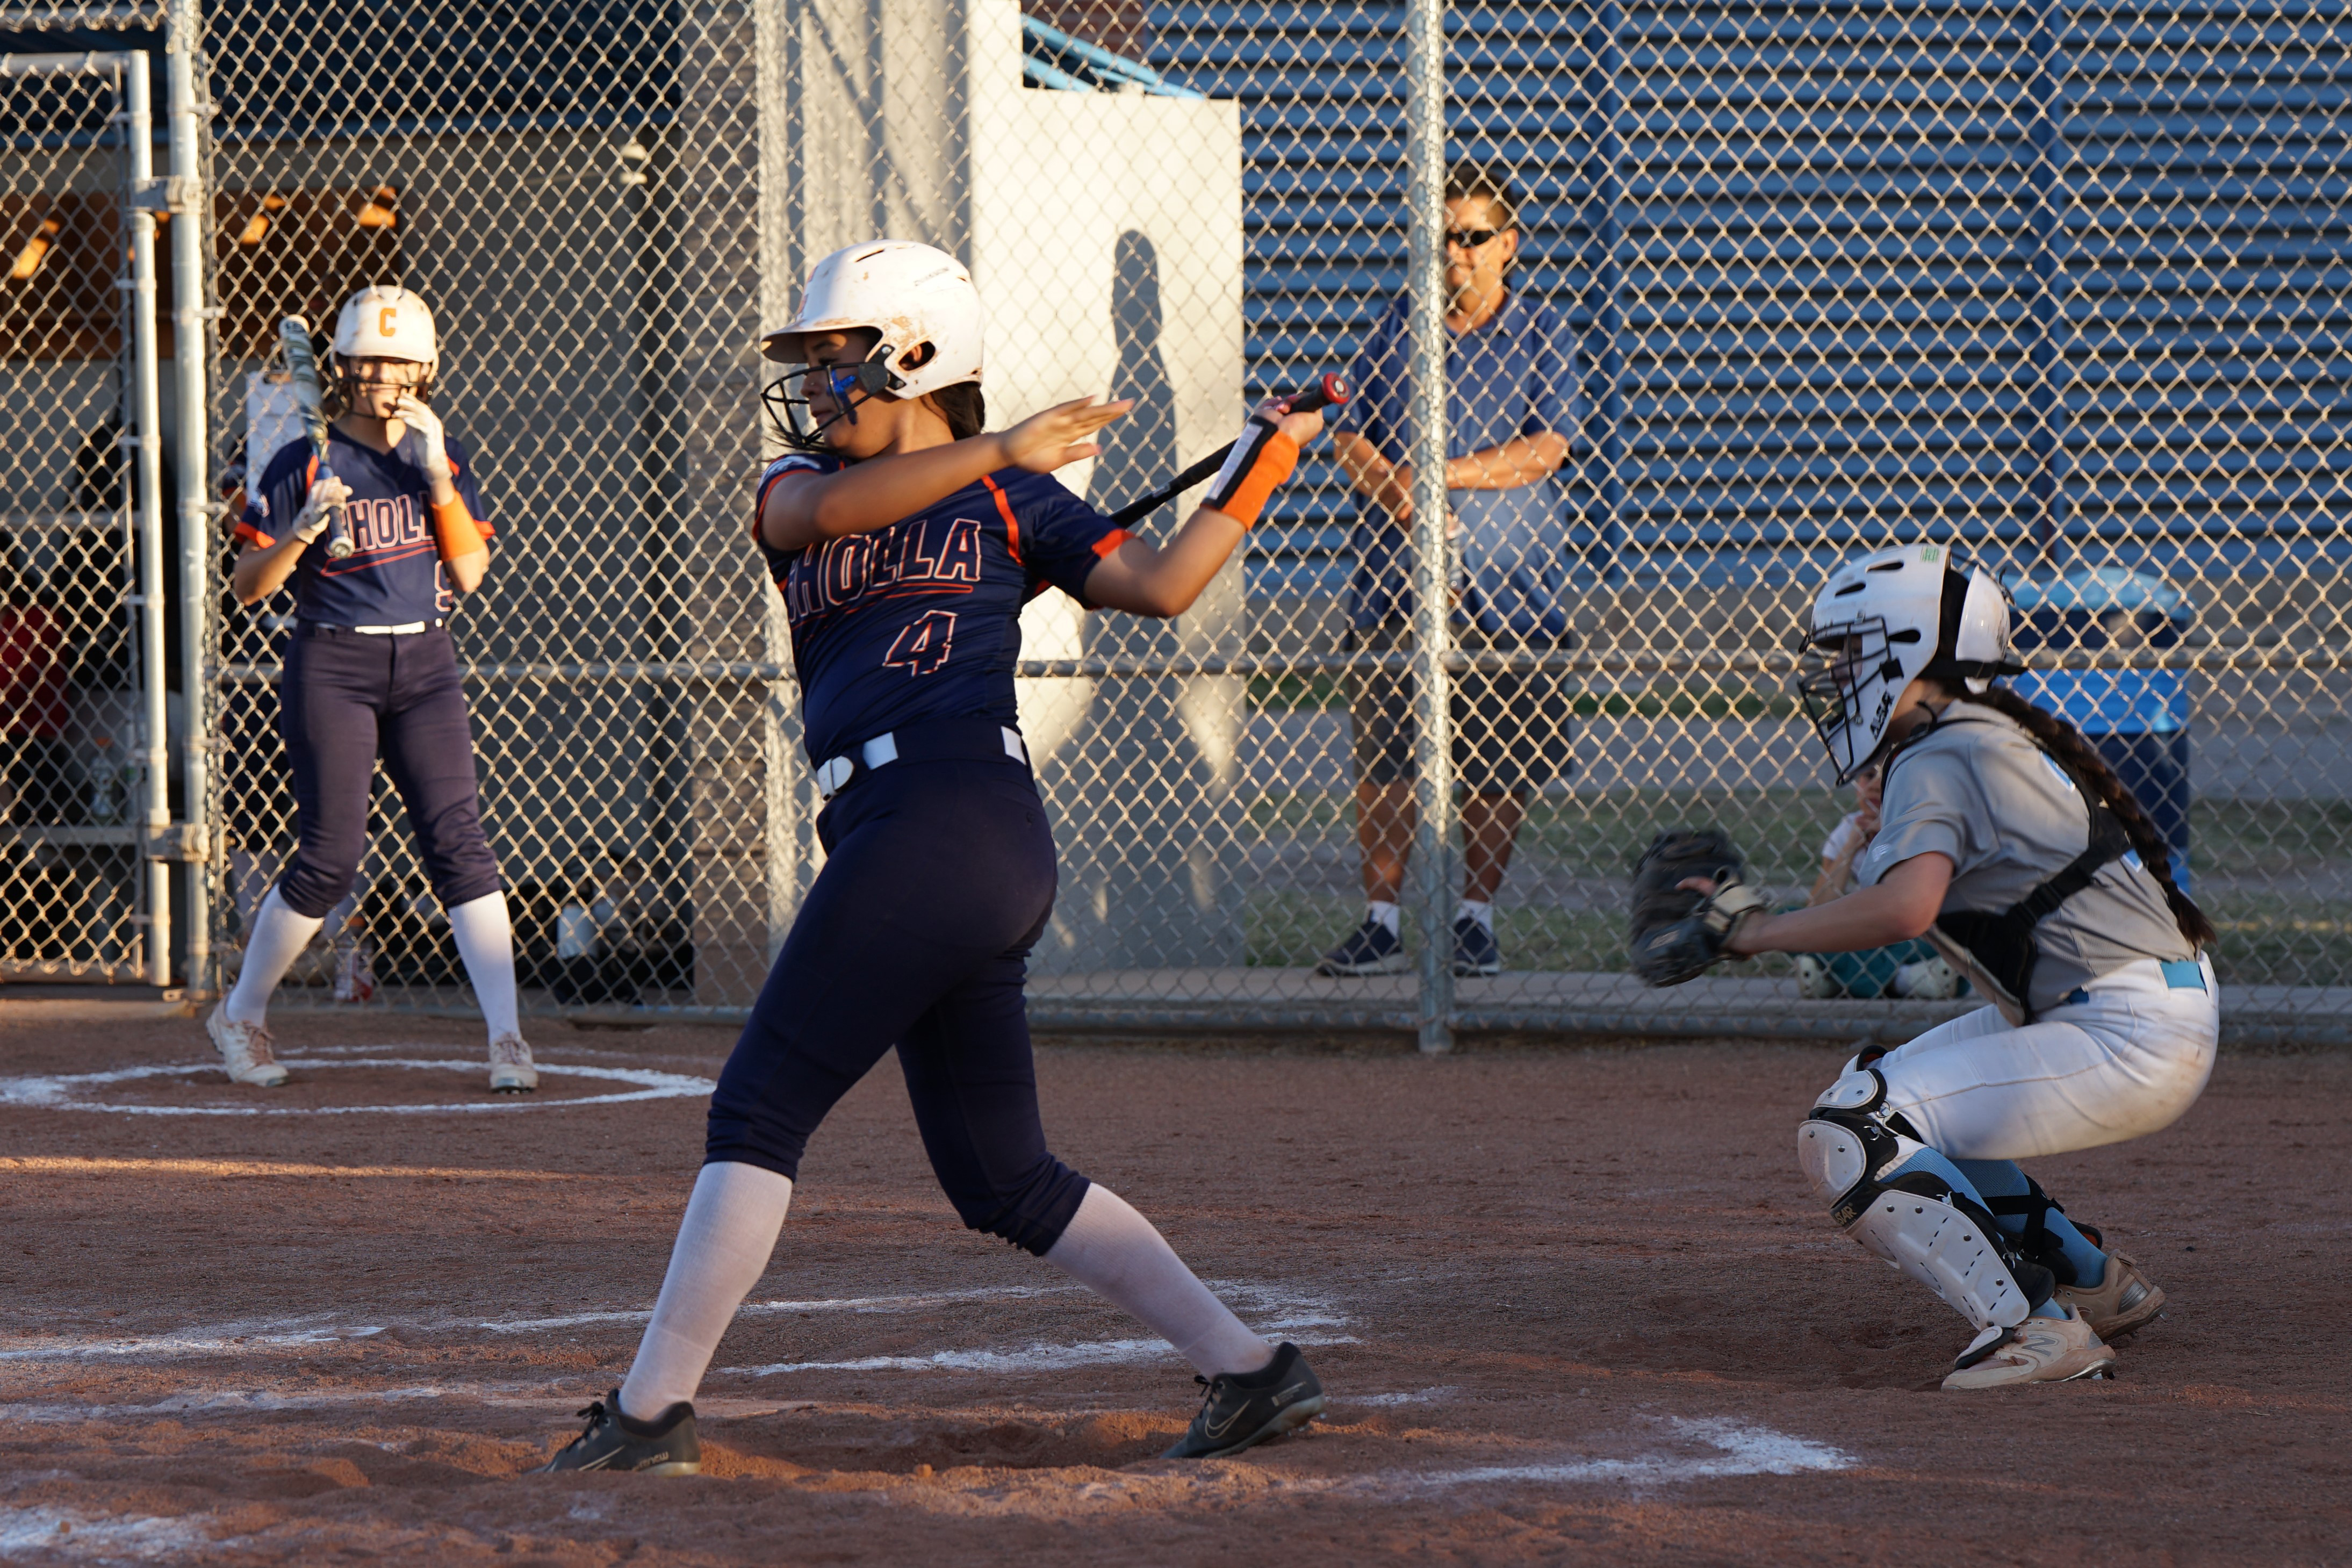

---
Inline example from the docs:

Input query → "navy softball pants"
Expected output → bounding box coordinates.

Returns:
[704,747,1090,1256]
[276,624,503,919]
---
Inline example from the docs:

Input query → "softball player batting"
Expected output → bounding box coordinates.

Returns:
[1661,544,2216,1389]
[206,285,535,1095]
[535,240,1328,1474]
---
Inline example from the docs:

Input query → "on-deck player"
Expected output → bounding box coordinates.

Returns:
[534,240,1328,1474]
[1692,544,2216,1388]
[206,285,536,1095]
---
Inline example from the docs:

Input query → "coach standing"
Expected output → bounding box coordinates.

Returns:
[1317,162,1579,981]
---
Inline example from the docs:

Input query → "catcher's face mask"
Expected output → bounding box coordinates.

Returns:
[1795,618,1918,785]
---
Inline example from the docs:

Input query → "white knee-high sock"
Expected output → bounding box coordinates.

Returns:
[224,886,323,1025]
[1044,1184,1274,1378]
[446,891,520,1040]
[619,1162,794,1421]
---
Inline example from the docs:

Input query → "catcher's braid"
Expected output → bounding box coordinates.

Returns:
[1628,828,1769,988]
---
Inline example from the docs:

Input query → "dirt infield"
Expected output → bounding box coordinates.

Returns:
[0,1013,2345,1564]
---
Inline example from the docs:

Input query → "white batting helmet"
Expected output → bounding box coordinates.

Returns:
[760,240,983,399]
[1794,542,2024,783]
[333,284,438,368]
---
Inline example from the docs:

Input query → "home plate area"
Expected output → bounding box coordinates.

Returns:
[0,1014,2340,1563]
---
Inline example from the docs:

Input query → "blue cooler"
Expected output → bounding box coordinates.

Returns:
[2009,569,2192,889]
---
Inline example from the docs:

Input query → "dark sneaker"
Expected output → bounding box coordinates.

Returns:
[1163,1341,1327,1459]
[1316,918,1407,977]
[531,1390,701,1475]
[1452,916,1502,977]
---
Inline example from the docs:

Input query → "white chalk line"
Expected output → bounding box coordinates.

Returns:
[0,1281,1349,1375]
[1399,1418,1854,1489]
[869,1418,1855,1519]
[0,1505,208,1561]
[0,1285,1075,1364]
[0,1058,714,1117]
[1353,1386,1456,1407]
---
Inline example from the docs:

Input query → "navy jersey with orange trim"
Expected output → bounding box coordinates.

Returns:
[236,428,491,627]
[753,454,1130,762]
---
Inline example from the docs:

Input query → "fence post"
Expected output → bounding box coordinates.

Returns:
[167,0,213,994]
[2023,0,2072,565]
[125,49,171,986]
[1403,0,1454,1054]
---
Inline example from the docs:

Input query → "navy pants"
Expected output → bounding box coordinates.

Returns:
[276,624,502,919]
[704,747,1089,1256]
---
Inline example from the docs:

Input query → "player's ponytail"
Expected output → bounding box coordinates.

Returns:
[927,382,986,442]
[1967,685,2216,950]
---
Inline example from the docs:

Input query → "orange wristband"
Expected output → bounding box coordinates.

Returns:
[1201,422,1299,529]
[432,498,485,559]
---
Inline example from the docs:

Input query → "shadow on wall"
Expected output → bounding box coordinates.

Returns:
[1086,229,1176,521]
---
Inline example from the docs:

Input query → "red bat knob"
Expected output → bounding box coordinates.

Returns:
[1276,373,1350,416]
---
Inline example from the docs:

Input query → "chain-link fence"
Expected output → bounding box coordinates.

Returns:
[1,26,177,983]
[5,0,2344,1042]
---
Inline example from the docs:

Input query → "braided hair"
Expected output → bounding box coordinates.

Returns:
[1954,684,2215,948]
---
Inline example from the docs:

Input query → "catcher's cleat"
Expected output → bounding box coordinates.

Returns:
[487,1033,538,1094]
[206,1006,289,1088]
[1317,918,1408,977]
[531,1391,700,1475]
[1941,1306,2116,1391]
[1163,1341,1327,1459]
[2054,1250,2166,1340]
[1452,916,1502,977]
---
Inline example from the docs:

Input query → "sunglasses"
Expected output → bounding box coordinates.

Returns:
[1444,227,1509,250]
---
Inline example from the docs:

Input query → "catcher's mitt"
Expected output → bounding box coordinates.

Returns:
[1628,828,1770,987]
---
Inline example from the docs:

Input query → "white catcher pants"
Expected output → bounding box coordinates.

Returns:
[1872,956,2220,1162]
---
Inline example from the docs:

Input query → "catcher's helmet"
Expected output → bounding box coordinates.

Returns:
[1795,543,2024,783]
[331,284,437,400]
[758,240,983,450]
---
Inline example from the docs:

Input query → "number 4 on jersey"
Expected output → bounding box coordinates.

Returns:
[883,609,957,677]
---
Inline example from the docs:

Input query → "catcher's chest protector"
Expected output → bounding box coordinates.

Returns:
[1887,719,2132,1025]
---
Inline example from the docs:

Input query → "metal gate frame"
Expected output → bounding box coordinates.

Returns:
[1,32,206,984]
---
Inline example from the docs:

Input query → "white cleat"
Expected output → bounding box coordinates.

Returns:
[1942,1305,2117,1390]
[205,1006,289,1088]
[488,1033,538,1094]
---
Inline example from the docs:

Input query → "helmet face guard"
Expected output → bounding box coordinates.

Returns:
[1795,616,1917,785]
[333,354,435,411]
[760,350,898,452]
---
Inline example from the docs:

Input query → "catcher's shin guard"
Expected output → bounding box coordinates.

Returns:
[1796,1069,2053,1335]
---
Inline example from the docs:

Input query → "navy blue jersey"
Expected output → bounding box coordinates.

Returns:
[236,428,491,625]
[753,454,1130,762]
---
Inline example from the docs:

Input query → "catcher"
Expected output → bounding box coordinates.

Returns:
[1630,543,2217,1390]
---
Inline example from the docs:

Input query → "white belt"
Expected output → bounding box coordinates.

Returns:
[815,725,1028,800]
[304,618,435,636]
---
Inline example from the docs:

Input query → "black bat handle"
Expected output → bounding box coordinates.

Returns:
[1105,375,1351,527]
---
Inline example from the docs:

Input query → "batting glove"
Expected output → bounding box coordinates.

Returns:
[392,394,454,483]
[292,472,352,544]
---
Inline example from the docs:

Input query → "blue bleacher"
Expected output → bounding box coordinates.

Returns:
[1135,0,2352,602]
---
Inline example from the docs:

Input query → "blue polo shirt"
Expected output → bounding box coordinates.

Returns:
[1333,292,1578,639]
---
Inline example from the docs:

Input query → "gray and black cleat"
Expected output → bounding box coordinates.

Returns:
[1163,1341,1327,1459]
[531,1391,701,1475]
